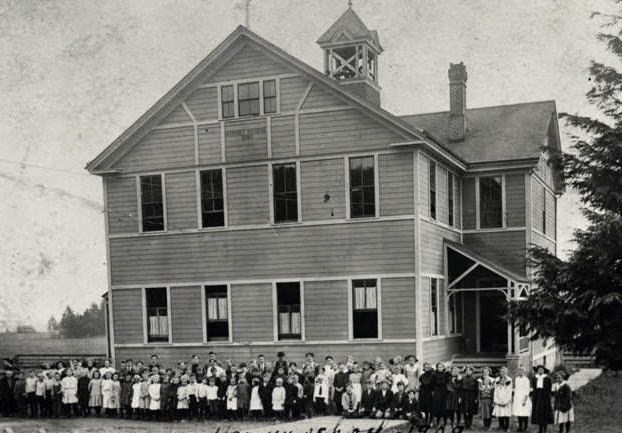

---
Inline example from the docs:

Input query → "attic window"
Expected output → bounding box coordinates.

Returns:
[263,80,277,114]
[238,82,260,116]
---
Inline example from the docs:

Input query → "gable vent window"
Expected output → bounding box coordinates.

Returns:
[238,82,260,116]
[140,175,165,232]
[263,80,277,114]
[221,85,235,119]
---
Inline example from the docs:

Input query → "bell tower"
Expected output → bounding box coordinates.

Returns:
[317,3,383,105]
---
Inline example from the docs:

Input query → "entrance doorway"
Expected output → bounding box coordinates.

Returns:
[479,291,507,353]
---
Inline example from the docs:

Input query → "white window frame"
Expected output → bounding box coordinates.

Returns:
[217,77,281,121]
[201,283,233,343]
[347,278,382,341]
[272,280,305,342]
[197,168,228,230]
[268,161,301,225]
[345,154,379,220]
[448,292,463,335]
[137,173,167,233]
[142,286,172,344]
[429,159,437,220]
[475,175,506,229]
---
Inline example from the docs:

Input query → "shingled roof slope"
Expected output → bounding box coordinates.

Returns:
[317,7,382,51]
[400,100,557,163]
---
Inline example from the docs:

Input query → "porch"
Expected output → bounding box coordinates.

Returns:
[445,240,532,371]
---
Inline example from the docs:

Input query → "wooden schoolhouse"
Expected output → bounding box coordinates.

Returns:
[87,5,563,371]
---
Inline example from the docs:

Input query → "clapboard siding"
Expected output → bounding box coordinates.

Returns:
[112,289,143,344]
[378,152,414,216]
[185,87,219,122]
[532,177,544,233]
[463,231,526,277]
[304,280,348,341]
[299,110,402,156]
[171,286,203,343]
[381,277,416,339]
[109,220,415,285]
[224,119,268,162]
[532,230,555,254]
[165,171,197,231]
[231,283,273,342]
[205,44,295,84]
[115,341,420,368]
[301,158,345,221]
[227,165,269,226]
[545,190,556,239]
[419,155,429,217]
[462,177,476,229]
[106,176,138,234]
[506,174,526,227]
[423,336,464,363]
[280,76,308,112]
[301,85,346,110]
[420,220,461,275]
[161,105,191,125]
[420,277,431,337]
[114,127,195,171]
[198,123,221,164]
[437,166,448,224]
[270,116,296,158]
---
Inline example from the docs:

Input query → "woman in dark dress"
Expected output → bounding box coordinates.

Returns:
[431,362,450,426]
[445,366,462,427]
[460,366,478,429]
[418,362,435,426]
[532,365,554,433]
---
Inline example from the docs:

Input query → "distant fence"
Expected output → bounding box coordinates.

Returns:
[0,332,107,360]
[14,353,108,369]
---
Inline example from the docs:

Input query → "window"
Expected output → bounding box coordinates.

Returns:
[349,156,375,218]
[448,172,454,227]
[429,160,436,219]
[449,293,463,334]
[238,82,260,116]
[145,287,168,343]
[205,285,229,341]
[140,175,165,232]
[221,85,234,119]
[479,176,503,228]
[430,278,439,336]
[273,164,298,223]
[263,80,277,114]
[542,186,547,234]
[352,279,378,339]
[200,170,225,227]
[277,282,301,340]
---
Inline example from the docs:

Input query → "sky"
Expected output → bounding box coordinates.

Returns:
[0,0,613,331]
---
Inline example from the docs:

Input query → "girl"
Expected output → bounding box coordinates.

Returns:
[159,375,172,420]
[460,366,478,429]
[478,367,494,431]
[148,374,161,419]
[187,375,198,420]
[139,373,150,418]
[349,363,363,403]
[88,370,103,416]
[206,376,219,419]
[391,365,408,394]
[61,368,78,417]
[111,373,121,416]
[176,376,189,421]
[120,374,133,418]
[101,372,114,417]
[226,376,238,419]
[271,377,286,419]
[493,370,513,432]
[77,368,90,416]
[249,377,263,420]
[50,372,62,418]
[532,365,554,433]
[130,375,142,418]
[553,372,574,433]
[513,367,533,432]
[35,373,46,417]
[418,362,435,426]
[431,362,449,426]
[445,366,462,427]
[237,375,250,419]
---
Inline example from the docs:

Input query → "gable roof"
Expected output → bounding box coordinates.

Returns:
[86,25,467,174]
[316,7,383,52]
[400,100,559,165]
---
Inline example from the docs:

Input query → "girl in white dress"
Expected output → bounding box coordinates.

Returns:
[249,377,263,419]
[493,371,513,432]
[130,375,142,417]
[513,367,533,432]
[101,372,114,415]
[271,377,286,419]
[61,368,78,417]
[226,377,238,419]
[177,377,190,421]
[148,374,161,415]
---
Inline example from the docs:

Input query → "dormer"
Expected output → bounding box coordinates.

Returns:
[317,4,383,105]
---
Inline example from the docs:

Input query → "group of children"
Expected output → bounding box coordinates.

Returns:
[0,351,575,433]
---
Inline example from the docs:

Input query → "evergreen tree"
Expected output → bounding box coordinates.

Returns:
[509,6,622,371]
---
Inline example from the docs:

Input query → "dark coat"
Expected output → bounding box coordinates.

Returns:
[460,375,478,414]
[419,370,435,412]
[531,375,554,425]
[360,388,376,413]
[432,371,450,417]
[374,389,393,411]
[553,383,573,413]
[446,375,462,412]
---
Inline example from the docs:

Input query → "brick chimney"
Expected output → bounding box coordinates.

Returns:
[448,62,468,141]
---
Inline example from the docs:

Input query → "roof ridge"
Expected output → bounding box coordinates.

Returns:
[400,99,556,118]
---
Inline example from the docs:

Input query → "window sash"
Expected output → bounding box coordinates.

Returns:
[273,164,298,223]
[201,170,225,227]
[221,85,234,118]
[429,161,436,219]
[448,172,454,227]
[479,176,503,228]
[145,287,168,342]
[263,80,277,114]
[349,157,375,218]
[238,82,260,116]
[140,175,164,232]
[353,280,377,311]
[430,279,438,336]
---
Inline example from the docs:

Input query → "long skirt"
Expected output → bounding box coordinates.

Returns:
[480,397,493,419]
[461,389,478,415]
[419,388,433,413]
[446,390,460,412]
[531,389,553,425]
[431,388,447,417]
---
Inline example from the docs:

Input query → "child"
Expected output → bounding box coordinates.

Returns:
[120,374,133,418]
[148,374,161,419]
[50,372,62,418]
[159,375,172,420]
[478,367,495,431]
[446,366,462,426]
[225,376,238,419]
[77,369,90,416]
[532,365,554,433]
[61,368,78,417]
[13,372,27,417]
[130,375,142,419]
[418,362,434,426]
[111,373,121,417]
[176,376,189,421]
[312,372,329,416]
[237,375,250,419]
[197,376,208,419]
[302,374,315,419]
[373,379,393,419]
[349,363,363,404]
[513,367,532,432]
[207,376,219,418]
[249,377,263,420]
[341,382,360,418]
[139,373,150,418]
[25,371,37,417]
[284,375,300,419]
[492,370,513,432]
[88,370,103,416]
[168,376,180,420]
[259,373,273,419]
[187,375,198,420]
[390,381,407,419]
[333,364,349,415]
[553,372,574,433]
[35,373,46,417]
[432,363,449,426]
[101,372,114,417]
[460,366,478,429]
[217,372,229,419]
[271,377,286,419]
[391,366,408,394]
[359,379,376,418]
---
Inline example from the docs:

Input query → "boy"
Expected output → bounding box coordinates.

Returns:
[341,383,360,418]
[313,371,329,416]
[206,376,219,418]
[373,379,393,419]
[197,376,208,419]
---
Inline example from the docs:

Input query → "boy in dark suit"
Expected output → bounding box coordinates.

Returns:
[373,379,393,419]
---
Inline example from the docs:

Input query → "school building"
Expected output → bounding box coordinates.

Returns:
[87,6,563,371]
